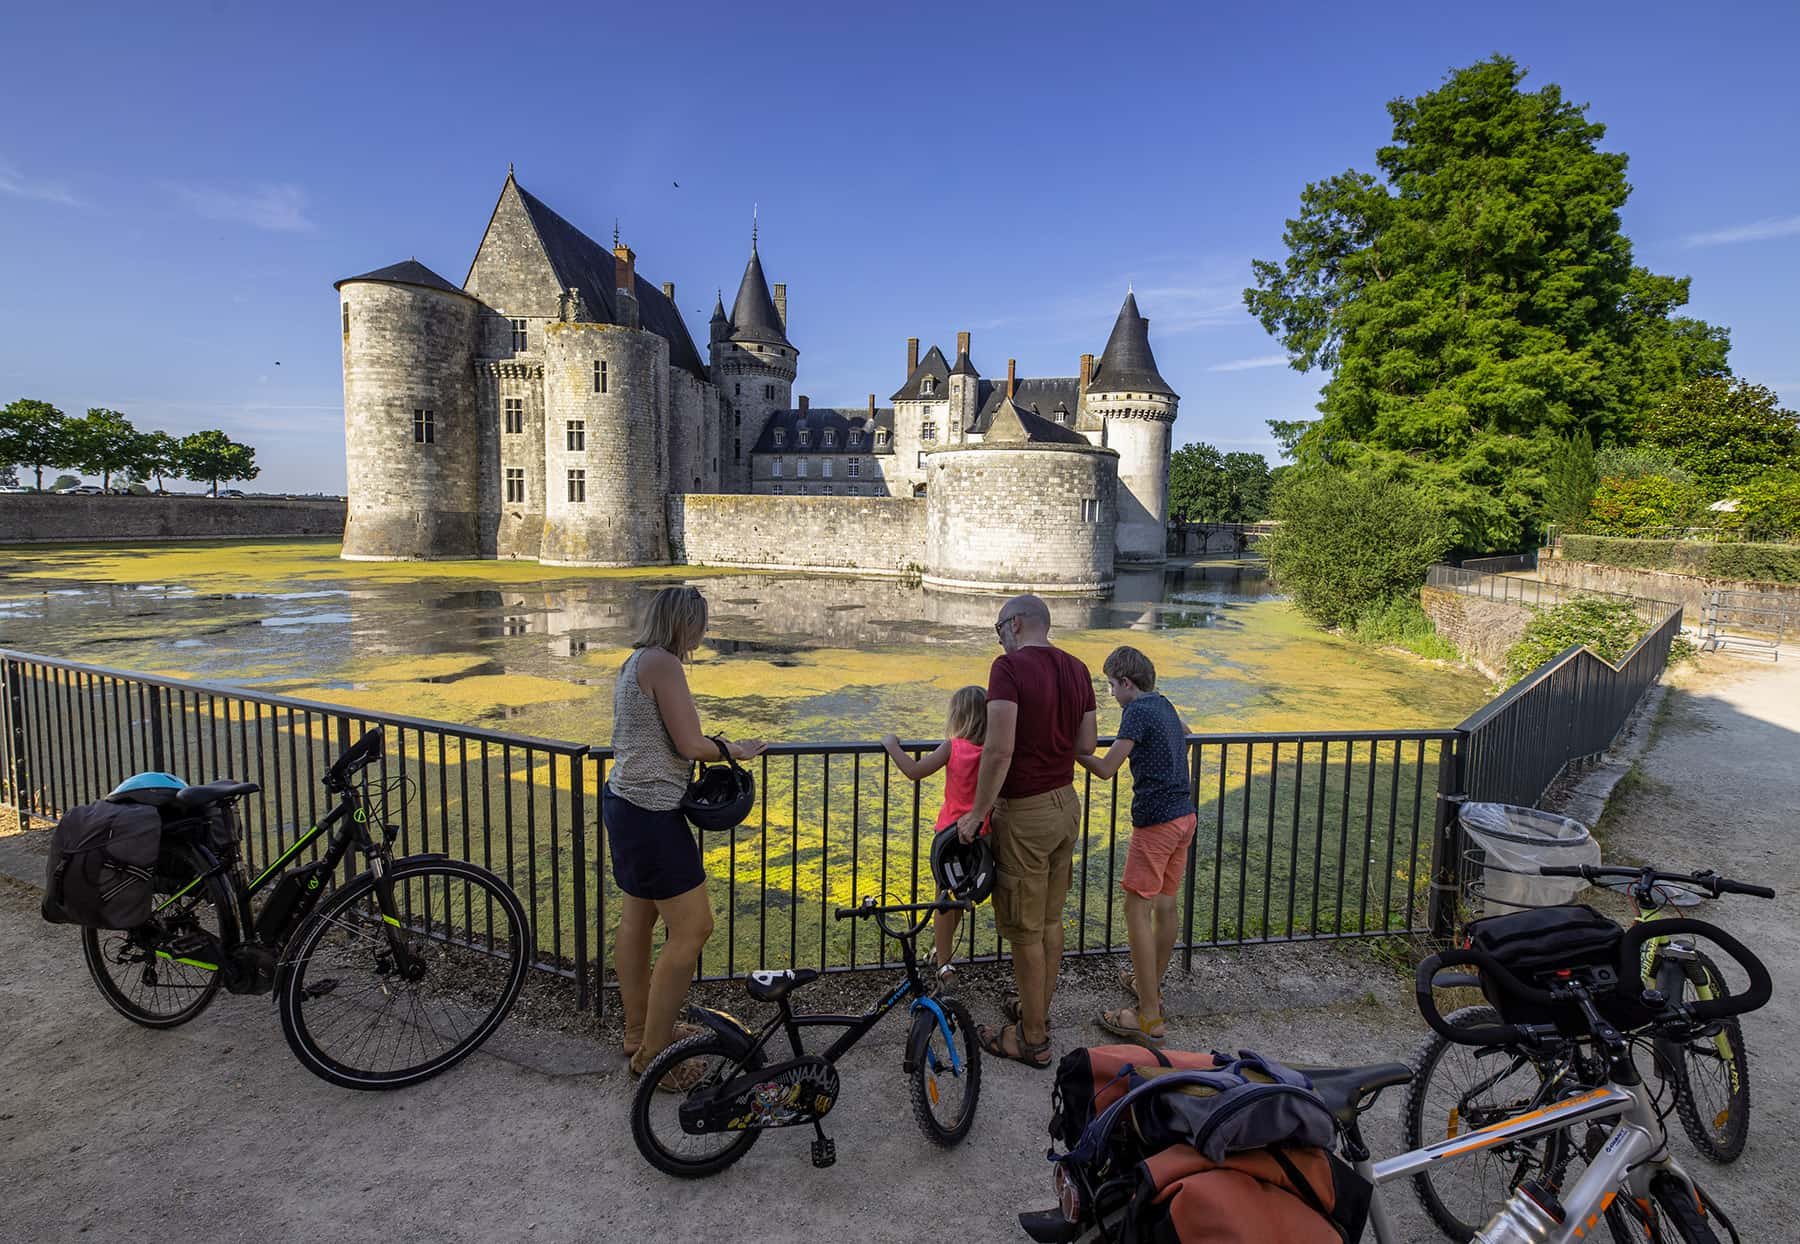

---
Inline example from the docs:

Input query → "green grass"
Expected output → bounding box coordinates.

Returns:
[1349,596,1461,662]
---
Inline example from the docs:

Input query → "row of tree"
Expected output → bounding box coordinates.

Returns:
[1168,443,1275,524]
[0,400,260,496]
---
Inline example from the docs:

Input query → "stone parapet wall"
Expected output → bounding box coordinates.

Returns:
[0,496,347,544]
[1541,558,1800,620]
[1419,584,1532,680]
[668,494,926,576]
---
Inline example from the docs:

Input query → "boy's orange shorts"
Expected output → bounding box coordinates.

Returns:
[1120,813,1198,898]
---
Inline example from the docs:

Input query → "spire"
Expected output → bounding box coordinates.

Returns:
[710,288,727,322]
[613,218,620,249]
[752,203,758,251]
[728,237,790,347]
[1088,290,1175,398]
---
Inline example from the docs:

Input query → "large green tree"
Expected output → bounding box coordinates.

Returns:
[1,398,72,490]
[1245,56,1729,551]
[1634,377,1799,495]
[177,429,259,496]
[64,407,144,489]
[1169,442,1273,522]
[139,430,183,492]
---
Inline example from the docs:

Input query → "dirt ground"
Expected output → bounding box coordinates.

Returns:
[1,650,1792,1242]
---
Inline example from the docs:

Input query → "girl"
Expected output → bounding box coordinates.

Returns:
[880,684,988,988]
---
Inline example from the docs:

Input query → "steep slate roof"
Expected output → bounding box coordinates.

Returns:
[948,344,980,377]
[334,259,472,298]
[983,396,1092,445]
[506,180,708,378]
[729,246,792,348]
[971,377,1082,434]
[749,407,895,455]
[890,345,952,401]
[1088,291,1175,397]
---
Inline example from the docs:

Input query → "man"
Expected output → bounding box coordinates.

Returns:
[956,594,1097,1068]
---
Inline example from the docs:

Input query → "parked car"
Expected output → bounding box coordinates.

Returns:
[216,489,247,499]
[56,484,106,495]
[0,485,31,494]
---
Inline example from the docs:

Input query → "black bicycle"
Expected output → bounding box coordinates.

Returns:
[81,728,531,1090]
[630,896,983,1177]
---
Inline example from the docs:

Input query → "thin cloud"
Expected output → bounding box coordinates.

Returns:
[1207,353,1289,372]
[163,180,316,232]
[1682,214,1800,247]
[0,157,87,207]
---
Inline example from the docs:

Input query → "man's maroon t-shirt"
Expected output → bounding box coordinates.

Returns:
[986,645,1097,799]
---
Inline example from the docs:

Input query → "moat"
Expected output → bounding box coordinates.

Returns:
[0,539,1488,743]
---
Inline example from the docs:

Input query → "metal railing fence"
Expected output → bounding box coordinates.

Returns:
[1425,563,1674,626]
[1458,552,1539,575]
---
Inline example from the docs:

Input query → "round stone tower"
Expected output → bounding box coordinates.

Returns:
[335,260,480,560]
[711,239,796,491]
[1086,291,1178,565]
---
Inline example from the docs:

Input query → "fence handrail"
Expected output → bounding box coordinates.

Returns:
[588,726,1462,758]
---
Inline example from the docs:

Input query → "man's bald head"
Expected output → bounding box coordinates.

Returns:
[995,594,1052,651]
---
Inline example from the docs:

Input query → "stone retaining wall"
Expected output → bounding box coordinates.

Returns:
[1541,558,1800,620]
[0,495,346,544]
[668,494,926,576]
[1419,584,1533,680]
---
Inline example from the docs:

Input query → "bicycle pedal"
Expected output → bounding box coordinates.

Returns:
[810,1137,836,1168]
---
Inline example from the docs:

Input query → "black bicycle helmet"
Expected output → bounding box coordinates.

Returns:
[931,826,995,904]
[680,737,756,831]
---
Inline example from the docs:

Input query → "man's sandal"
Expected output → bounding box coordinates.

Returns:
[1097,1006,1166,1045]
[1002,992,1052,1032]
[977,1021,1052,1069]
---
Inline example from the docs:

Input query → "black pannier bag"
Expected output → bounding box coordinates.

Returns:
[1464,904,1647,1031]
[164,801,242,854]
[41,800,164,929]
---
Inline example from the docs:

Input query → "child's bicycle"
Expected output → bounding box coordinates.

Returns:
[630,895,981,1177]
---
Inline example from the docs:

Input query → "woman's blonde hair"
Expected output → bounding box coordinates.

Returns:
[946,685,987,745]
[633,585,709,657]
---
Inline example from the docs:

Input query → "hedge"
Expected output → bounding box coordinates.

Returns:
[1561,534,1800,584]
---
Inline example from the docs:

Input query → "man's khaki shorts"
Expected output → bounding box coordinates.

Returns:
[990,784,1081,943]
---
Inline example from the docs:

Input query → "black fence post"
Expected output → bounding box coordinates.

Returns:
[1180,739,1201,974]
[569,750,590,1011]
[1427,734,1467,939]
[147,684,168,773]
[5,658,30,828]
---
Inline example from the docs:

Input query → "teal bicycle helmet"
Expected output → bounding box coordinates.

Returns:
[108,771,188,805]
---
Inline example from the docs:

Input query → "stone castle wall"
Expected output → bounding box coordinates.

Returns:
[1419,584,1533,680]
[669,494,926,576]
[0,495,347,544]
[923,444,1118,593]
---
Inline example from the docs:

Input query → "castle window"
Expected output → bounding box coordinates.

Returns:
[849,430,861,448]
[734,413,741,428]
[773,429,786,449]
[764,383,776,400]
[505,468,525,503]
[821,458,833,479]
[735,382,741,397]
[566,420,585,451]
[341,303,349,338]
[917,451,928,470]
[504,397,523,434]
[413,409,434,444]
[921,377,936,396]
[772,482,784,495]
[771,456,782,478]
[511,318,528,351]
[734,437,741,462]
[822,485,834,496]
[594,360,607,393]
[1082,498,1100,523]
[797,429,810,448]
[847,457,861,478]
[920,421,937,442]
[875,430,889,447]
[1054,406,1068,425]
[822,429,836,449]
[567,469,586,503]
[796,458,808,479]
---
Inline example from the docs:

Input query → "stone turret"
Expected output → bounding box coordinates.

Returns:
[1084,292,1178,564]
[712,235,797,491]
[335,260,480,559]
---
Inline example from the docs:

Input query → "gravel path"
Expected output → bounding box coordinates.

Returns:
[1,650,1792,1242]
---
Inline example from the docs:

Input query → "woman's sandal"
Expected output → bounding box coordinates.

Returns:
[1097,1006,1166,1046]
[624,1022,702,1065]
[977,1021,1052,1069]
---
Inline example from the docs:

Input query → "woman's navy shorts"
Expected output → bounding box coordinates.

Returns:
[603,784,705,901]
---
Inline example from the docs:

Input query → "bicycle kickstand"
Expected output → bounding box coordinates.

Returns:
[810,1120,836,1169]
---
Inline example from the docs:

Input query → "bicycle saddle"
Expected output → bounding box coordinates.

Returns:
[173,780,260,809]
[745,967,820,1002]
[1299,1062,1413,1123]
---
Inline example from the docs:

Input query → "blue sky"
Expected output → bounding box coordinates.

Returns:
[3,0,1797,493]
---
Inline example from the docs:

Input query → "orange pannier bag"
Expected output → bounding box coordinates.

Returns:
[1134,1143,1348,1244]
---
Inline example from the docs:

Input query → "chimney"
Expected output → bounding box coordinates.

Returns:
[798,394,809,413]
[1007,358,1017,398]
[612,242,636,294]
[1079,352,1094,400]
[956,331,970,357]
[661,281,675,303]
[772,283,787,329]
[868,393,876,418]
[907,337,919,375]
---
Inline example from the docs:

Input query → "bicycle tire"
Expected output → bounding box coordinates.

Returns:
[908,996,981,1146]
[276,856,529,1090]
[1401,1004,1574,1242]
[1650,1172,1725,1244]
[1656,952,1750,1163]
[82,839,232,1029]
[630,1033,762,1177]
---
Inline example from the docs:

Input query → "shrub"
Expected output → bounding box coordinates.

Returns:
[1560,534,1800,584]
[1349,596,1459,661]
[1504,598,1647,682]
[1716,471,1800,544]
[1261,469,1454,629]
[1584,474,1706,535]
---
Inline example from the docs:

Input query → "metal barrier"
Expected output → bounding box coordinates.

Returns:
[1459,552,1539,574]
[1703,590,1794,661]
[1425,563,1674,626]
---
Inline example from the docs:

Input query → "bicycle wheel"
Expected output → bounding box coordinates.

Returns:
[630,1033,763,1178]
[82,840,233,1028]
[1648,1172,1726,1244]
[1657,952,1750,1163]
[276,856,529,1090]
[1402,1005,1574,1242]
[909,997,981,1146]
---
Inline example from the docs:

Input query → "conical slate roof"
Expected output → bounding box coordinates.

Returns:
[333,258,471,297]
[710,291,728,323]
[948,344,979,377]
[1088,291,1175,397]
[729,245,791,347]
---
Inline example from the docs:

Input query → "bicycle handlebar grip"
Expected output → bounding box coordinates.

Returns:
[833,907,861,921]
[1718,879,1776,899]
[1618,918,1773,1023]
[1415,951,1539,1047]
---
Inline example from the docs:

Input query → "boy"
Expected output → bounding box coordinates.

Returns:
[1077,645,1196,1044]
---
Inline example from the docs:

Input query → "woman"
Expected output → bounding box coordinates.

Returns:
[607,585,764,1081]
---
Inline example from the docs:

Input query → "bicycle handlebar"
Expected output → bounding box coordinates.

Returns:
[833,898,972,921]
[1539,863,1775,901]
[1618,918,1773,1024]
[323,727,384,792]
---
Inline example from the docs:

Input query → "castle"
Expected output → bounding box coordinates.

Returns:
[335,171,1179,592]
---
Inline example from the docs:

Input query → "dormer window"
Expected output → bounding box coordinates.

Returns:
[1054,405,1069,425]
[773,429,786,449]
[798,429,810,448]
[921,377,936,396]
[823,429,836,449]
[849,430,862,449]
[875,429,889,447]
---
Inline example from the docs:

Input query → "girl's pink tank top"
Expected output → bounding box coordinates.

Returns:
[935,737,989,833]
